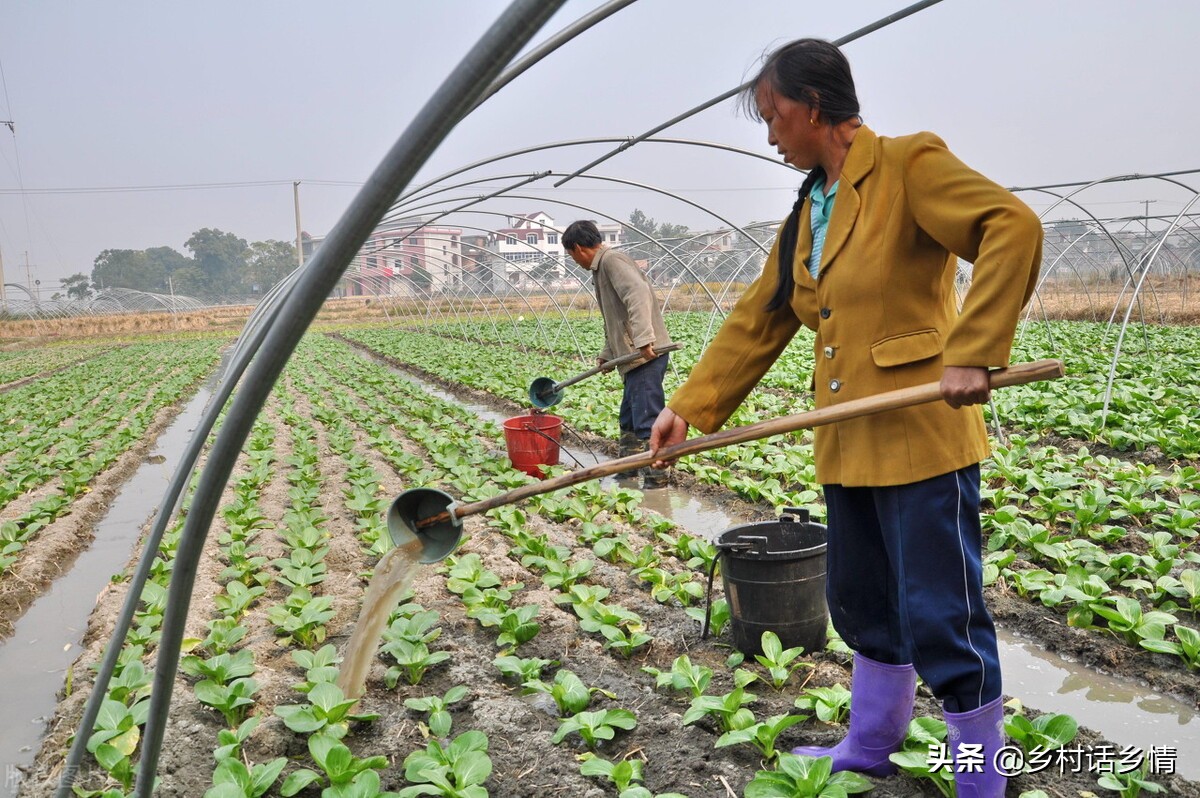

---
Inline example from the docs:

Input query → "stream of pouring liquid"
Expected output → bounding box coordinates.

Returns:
[336,538,424,700]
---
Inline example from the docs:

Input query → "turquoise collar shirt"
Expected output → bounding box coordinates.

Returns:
[808,178,839,279]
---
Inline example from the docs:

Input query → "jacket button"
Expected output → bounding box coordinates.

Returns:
[823,346,835,359]
[829,379,841,393]
[820,307,831,319]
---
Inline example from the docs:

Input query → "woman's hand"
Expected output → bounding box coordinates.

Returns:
[941,365,990,408]
[649,408,689,468]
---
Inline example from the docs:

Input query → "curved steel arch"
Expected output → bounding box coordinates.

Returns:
[1102,194,1200,425]
[395,135,790,210]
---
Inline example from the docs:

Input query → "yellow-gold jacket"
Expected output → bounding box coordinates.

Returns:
[668,126,1042,486]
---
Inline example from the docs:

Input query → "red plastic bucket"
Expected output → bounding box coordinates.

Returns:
[502,413,563,479]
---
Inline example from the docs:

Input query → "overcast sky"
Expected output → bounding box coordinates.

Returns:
[2,1,1199,290]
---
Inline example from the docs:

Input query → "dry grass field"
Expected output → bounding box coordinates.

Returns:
[1,280,1196,349]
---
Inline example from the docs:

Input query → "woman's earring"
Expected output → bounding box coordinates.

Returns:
[809,117,818,127]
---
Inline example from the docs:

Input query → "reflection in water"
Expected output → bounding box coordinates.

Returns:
[999,628,1198,779]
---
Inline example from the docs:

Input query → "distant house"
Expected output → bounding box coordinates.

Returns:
[488,211,563,289]
[315,217,466,297]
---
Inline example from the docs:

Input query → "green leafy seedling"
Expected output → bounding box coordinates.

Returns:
[405,685,469,738]
[578,753,643,793]
[468,604,541,650]
[682,686,757,734]
[523,669,610,716]
[541,557,594,590]
[214,716,261,762]
[87,697,150,791]
[601,624,653,658]
[444,553,501,595]
[181,649,256,685]
[290,644,341,691]
[794,684,852,724]
[1140,623,1200,670]
[1004,703,1078,755]
[1096,763,1167,798]
[1094,596,1178,646]
[194,677,259,727]
[273,681,380,737]
[382,639,451,687]
[280,731,391,797]
[397,729,492,798]
[641,655,712,698]
[493,654,558,683]
[754,631,812,690]
[888,716,956,797]
[743,753,872,798]
[551,709,638,749]
[716,712,808,762]
[203,756,287,798]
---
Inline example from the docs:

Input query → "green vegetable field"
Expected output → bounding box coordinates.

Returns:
[3,315,1199,798]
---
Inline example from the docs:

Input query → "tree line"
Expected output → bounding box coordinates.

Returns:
[58,228,297,301]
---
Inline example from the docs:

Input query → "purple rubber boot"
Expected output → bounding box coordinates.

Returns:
[792,653,917,776]
[945,696,1007,798]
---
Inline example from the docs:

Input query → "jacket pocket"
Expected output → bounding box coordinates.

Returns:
[870,328,943,368]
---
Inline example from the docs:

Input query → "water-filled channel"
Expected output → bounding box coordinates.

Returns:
[0,381,215,780]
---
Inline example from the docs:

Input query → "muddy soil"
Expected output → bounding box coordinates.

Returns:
[15,384,1199,798]
[365,348,1200,711]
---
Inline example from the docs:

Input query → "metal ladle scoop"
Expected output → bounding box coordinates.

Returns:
[528,342,683,409]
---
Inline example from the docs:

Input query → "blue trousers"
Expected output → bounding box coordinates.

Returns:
[619,353,669,439]
[823,464,1000,712]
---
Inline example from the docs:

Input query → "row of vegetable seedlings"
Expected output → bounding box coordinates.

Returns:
[378,314,1200,457]
[326,334,1155,797]
[59,331,1161,797]
[335,324,1200,673]
[1,339,223,577]
[68,368,397,797]
[0,341,115,385]
[296,334,880,796]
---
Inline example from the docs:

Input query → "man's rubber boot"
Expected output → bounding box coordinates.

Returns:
[617,430,643,478]
[639,460,669,488]
[791,653,917,776]
[945,696,1007,798]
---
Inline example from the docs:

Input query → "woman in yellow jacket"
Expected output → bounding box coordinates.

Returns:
[651,39,1041,797]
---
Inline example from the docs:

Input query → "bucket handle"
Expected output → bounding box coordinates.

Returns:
[518,421,586,470]
[700,508,813,639]
[701,538,759,639]
[701,555,720,640]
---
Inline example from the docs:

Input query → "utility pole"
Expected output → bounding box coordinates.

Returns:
[23,251,35,298]
[0,246,6,305]
[1143,199,1156,235]
[293,181,304,268]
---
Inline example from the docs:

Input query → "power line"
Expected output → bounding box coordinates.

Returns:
[0,179,298,195]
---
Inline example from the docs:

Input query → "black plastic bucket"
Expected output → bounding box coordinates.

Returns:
[712,507,828,656]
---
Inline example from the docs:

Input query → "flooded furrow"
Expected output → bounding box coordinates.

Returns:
[0,381,214,778]
[383,355,1200,779]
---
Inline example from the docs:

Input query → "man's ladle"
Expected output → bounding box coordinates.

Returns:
[527,342,683,409]
[392,358,1066,562]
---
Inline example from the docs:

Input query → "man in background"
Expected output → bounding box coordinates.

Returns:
[563,219,673,488]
